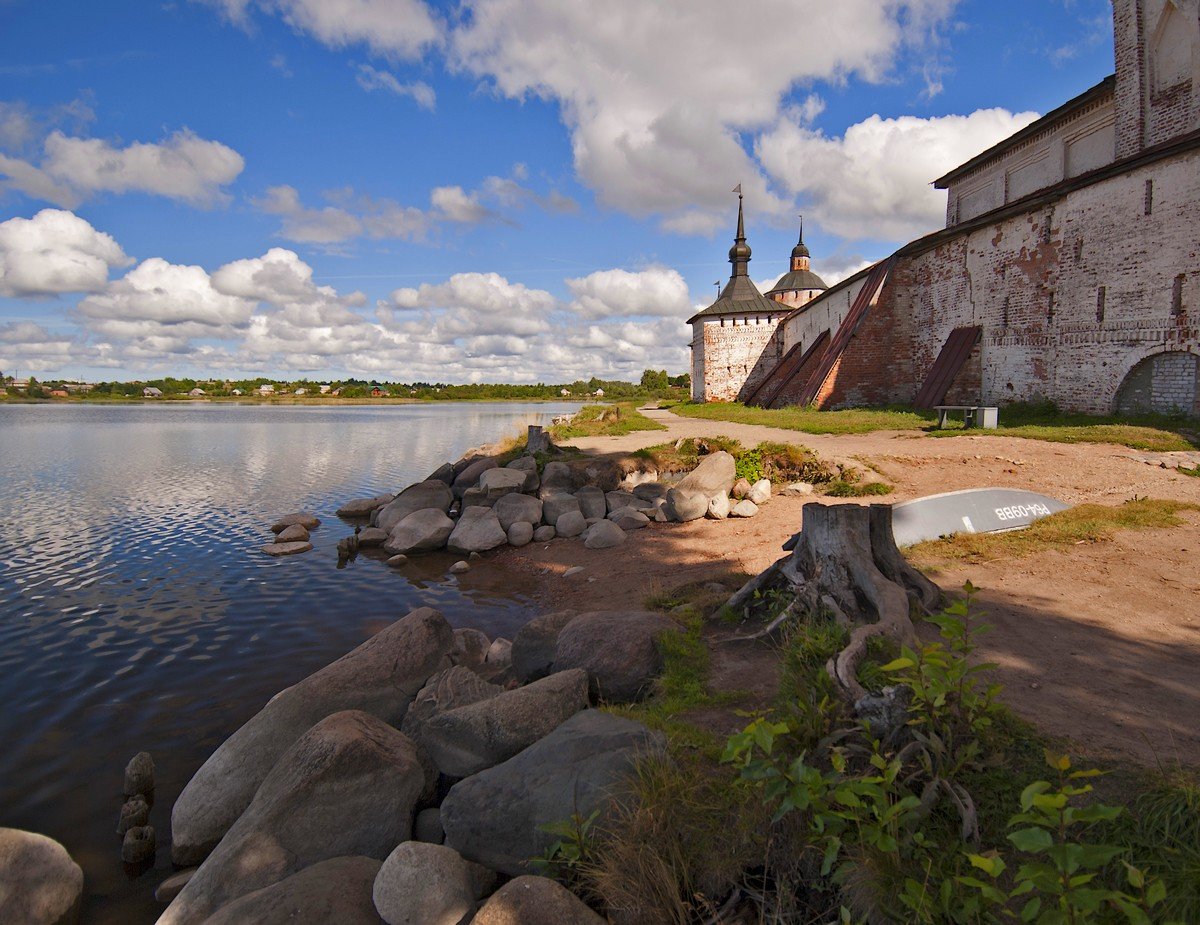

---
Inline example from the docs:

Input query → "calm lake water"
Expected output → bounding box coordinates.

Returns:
[0,401,580,924]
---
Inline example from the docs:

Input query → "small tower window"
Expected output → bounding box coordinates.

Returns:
[1096,286,1106,323]
[1144,180,1154,215]
[1172,274,1185,315]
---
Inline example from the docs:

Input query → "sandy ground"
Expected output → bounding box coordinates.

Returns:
[485,408,1200,768]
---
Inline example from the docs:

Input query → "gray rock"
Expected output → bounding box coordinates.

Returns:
[386,554,408,568]
[401,667,502,749]
[748,479,772,505]
[563,566,584,578]
[336,493,395,518]
[461,486,491,509]
[117,795,149,835]
[124,751,154,796]
[604,490,639,513]
[372,842,474,925]
[730,499,759,517]
[493,493,542,531]
[505,456,539,492]
[731,477,752,500]
[377,482,454,533]
[541,492,580,525]
[575,486,607,520]
[121,826,155,865]
[0,828,83,925]
[170,608,453,866]
[480,468,528,501]
[512,611,577,683]
[453,628,491,669]
[426,462,455,485]
[452,453,485,478]
[160,712,429,925]
[855,685,913,744]
[421,670,589,778]
[441,711,666,877]
[271,512,320,533]
[201,856,383,925]
[356,527,388,547]
[554,611,682,703]
[555,510,586,538]
[675,451,736,497]
[608,508,649,530]
[275,523,310,543]
[450,560,471,575]
[447,507,508,554]
[262,541,313,557]
[664,488,708,522]
[632,482,669,501]
[384,509,455,555]
[584,520,627,549]
[452,458,498,499]
[472,875,605,925]
[706,492,730,520]
[154,868,196,904]
[782,481,814,496]
[485,637,512,667]
[414,808,444,845]
[538,461,573,497]
[653,506,670,523]
[507,522,534,547]
[532,525,556,543]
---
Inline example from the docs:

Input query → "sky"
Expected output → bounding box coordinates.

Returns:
[0,0,1117,384]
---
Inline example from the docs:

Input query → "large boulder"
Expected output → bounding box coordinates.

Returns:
[356,527,388,547]
[507,522,534,547]
[511,611,577,683]
[608,508,649,531]
[604,490,639,513]
[554,611,682,703]
[441,712,666,876]
[479,468,527,501]
[472,876,605,925]
[575,486,607,520]
[384,509,454,555]
[170,608,453,866]
[447,507,508,554]
[376,482,453,533]
[426,463,455,485]
[537,461,574,498]
[505,456,539,492]
[555,510,586,538]
[632,482,669,502]
[201,856,384,925]
[336,493,395,518]
[532,525,555,543]
[492,494,542,531]
[372,842,474,925]
[275,523,310,543]
[452,458,498,498]
[541,492,580,525]
[420,670,589,777]
[0,828,83,925]
[706,492,730,520]
[663,488,708,523]
[584,520,627,549]
[160,712,429,925]
[675,451,736,497]
[453,628,491,669]
[400,666,501,749]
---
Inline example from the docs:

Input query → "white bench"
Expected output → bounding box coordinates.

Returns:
[934,405,999,429]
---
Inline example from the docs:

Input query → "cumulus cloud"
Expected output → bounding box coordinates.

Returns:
[0,209,132,297]
[77,258,257,331]
[0,129,245,208]
[756,108,1040,240]
[354,64,436,110]
[450,0,963,232]
[565,267,691,320]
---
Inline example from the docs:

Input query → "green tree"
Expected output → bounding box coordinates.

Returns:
[640,369,670,391]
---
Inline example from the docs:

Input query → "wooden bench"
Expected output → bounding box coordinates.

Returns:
[934,405,999,429]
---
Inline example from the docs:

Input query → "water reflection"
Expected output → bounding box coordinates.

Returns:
[0,401,578,924]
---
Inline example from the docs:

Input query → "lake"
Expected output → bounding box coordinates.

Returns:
[0,400,580,924]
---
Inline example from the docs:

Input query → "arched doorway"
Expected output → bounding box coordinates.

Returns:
[1113,350,1200,416]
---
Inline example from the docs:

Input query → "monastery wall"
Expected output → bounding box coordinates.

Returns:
[694,316,784,403]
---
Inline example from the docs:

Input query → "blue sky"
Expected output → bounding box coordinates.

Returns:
[0,0,1116,382]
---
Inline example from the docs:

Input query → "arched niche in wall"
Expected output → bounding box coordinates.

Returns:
[1113,348,1200,415]
[1149,0,1195,95]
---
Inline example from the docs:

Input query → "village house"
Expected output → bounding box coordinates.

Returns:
[691,0,1200,416]
[143,387,163,398]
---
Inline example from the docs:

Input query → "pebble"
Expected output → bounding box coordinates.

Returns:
[563,566,585,578]
[386,554,408,567]
[450,561,471,574]
[124,751,155,796]
[121,826,156,865]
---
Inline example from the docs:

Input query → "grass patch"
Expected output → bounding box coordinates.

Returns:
[1181,465,1200,478]
[908,497,1199,566]
[634,436,835,483]
[548,402,666,440]
[671,400,933,434]
[824,479,893,497]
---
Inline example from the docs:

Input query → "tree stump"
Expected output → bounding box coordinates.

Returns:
[525,425,550,456]
[725,502,942,703]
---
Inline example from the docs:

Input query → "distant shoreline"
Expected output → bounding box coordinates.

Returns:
[0,395,591,407]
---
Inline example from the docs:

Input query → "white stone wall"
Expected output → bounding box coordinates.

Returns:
[698,315,784,403]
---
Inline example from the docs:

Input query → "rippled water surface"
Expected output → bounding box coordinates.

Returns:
[0,401,579,923]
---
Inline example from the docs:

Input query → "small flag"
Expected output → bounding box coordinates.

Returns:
[732,183,742,195]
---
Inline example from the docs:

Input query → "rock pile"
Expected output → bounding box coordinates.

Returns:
[262,512,319,557]
[157,606,672,924]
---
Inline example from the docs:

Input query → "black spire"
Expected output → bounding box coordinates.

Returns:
[791,214,810,260]
[728,187,751,276]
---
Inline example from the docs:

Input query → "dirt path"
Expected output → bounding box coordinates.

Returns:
[478,408,1200,767]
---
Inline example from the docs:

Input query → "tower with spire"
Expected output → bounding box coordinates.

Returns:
[764,215,828,309]
[686,189,789,402]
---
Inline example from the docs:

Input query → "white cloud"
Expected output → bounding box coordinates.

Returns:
[354,64,436,110]
[256,185,367,244]
[756,107,1040,240]
[450,0,962,232]
[387,271,556,340]
[430,185,494,224]
[0,129,245,208]
[565,266,691,319]
[77,258,257,329]
[0,209,132,297]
